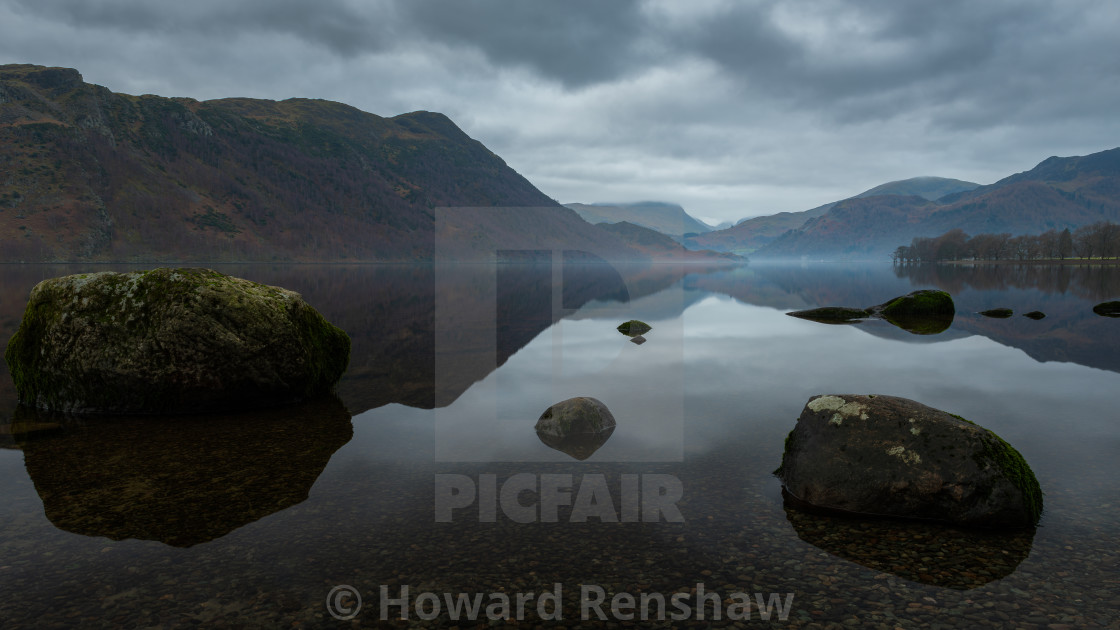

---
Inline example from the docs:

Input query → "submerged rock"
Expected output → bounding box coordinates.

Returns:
[14,397,352,547]
[617,320,652,337]
[535,396,616,460]
[979,308,1014,318]
[786,306,869,323]
[4,268,350,414]
[1023,311,1046,320]
[1093,301,1120,317]
[775,394,1042,528]
[782,492,1035,589]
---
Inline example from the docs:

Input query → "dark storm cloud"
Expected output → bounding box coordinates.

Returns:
[2,0,1118,220]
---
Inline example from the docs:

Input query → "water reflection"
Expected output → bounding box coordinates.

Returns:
[783,492,1035,590]
[10,397,352,547]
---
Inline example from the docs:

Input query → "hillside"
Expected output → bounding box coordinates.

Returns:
[755,149,1120,260]
[565,201,713,237]
[594,221,742,262]
[686,176,978,255]
[0,64,727,263]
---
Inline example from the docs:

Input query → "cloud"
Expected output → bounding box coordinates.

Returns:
[2,0,1119,222]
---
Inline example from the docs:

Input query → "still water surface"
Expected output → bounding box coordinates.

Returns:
[0,262,1117,627]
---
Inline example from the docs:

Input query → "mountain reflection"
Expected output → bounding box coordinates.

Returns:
[11,397,352,547]
[783,493,1035,590]
[2,262,1119,420]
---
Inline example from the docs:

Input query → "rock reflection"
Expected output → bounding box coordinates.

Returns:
[11,397,352,547]
[783,491,1034,590]
[536,427,615,460]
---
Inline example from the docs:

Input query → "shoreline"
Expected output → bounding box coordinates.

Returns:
[937,258,1120,266]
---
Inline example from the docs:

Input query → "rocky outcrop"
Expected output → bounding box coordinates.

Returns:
[535,397,616,460]
[787,289,955,334]
[4,268,350,413]
[775,394,1042,528]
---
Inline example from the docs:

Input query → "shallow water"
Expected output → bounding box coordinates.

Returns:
[1,262,1118,628]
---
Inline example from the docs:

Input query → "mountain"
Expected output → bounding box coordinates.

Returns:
[856,176,979,200]
[564,201,714,237]
[685,177,978,256]
[755,149,1120,260]
[0,64,735,263]
[594,221,742,262]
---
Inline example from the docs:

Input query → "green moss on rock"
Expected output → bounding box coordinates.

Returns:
[4,268,351,414]
[878,289,955,318]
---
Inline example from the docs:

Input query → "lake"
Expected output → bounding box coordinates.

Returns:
[1,261,1118,628]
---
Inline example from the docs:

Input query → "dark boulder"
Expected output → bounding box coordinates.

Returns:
[775,394,1042,528]
[535,396,616,460]
[4,268,350,414]
[868,289,955,335]
[1093,301,1120,317]
[1023,311,1046,320]
[979,308,1014,318]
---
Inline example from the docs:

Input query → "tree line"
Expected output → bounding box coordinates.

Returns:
[892,222,1120,263]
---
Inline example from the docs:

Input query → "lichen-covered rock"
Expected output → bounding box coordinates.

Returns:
[1093,301,1120,317]
[979,308,1014,318]
[617,320,651,337]
[775,394,1042,528]
[535,397,616,461]
[4,268,350,413]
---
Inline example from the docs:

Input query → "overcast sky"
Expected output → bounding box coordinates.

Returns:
[3,0,1119,224]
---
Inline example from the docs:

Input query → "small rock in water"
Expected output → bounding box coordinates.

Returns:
[979,308,1014,318]
[1023,311,1046,320]
[629,335,647,345]
[617,319,652,336]
[1092,301,1120,317]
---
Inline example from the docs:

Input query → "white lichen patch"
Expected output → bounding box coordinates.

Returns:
[887,445,922,465]
[808,396,869,425]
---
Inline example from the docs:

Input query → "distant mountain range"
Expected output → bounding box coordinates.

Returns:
[0,64,733,263]
[564,201,715,237]
[684,177,980,255]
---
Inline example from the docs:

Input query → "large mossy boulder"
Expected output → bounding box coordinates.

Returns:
[4,268,350,414]
[775,394,1042,528]
[535,396,616,460]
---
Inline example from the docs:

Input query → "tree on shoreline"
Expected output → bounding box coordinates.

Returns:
[893,222,1120,263]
